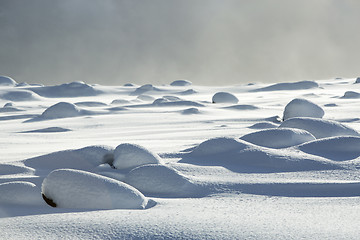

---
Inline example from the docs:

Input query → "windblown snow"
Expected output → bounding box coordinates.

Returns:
[1,77,360,239]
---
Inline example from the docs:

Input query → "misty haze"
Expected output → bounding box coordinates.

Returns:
[1,0,360,85]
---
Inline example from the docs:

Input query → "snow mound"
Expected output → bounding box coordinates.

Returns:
[190,137,249,157]
[0,76,17,86]
[24,145,114,171]
[113,143,163,170]
[41,169,148,209]
[212,92,239,104]
[131,84,161,96]
[125,164,199,197]
[28,81,101,97]
[152,96,204,107]
[75,101,107,107]
[176,89,197,95]
[182,107,200,115]
[355,77,360,84]
[137,95,155,101]
[22,127,71,133]
[280,117,360,139]
[0,181,43,206]
[283,98,324,120]
[170,79,192,86]
[0,163,34,175]
[40,102,83,119]
[111,98,131,105]
[248,122,278,129]
[224,104,259,110]
[341,91,360,99]
[240,128,315,149]
[252,80,319,92]
[0,90,41,101]
[183,137,340,172]
[298,136,360,161]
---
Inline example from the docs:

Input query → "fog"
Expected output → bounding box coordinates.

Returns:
[0,0,360,85]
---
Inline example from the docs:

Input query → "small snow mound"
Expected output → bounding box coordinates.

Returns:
[0,90,40,101]
[23,127,71,133]
[3,102,13,107]
[280,117,360,139]
[283,98,324,120]
[248,122,278,129]
[0,181,43,206]
[153,96,182,104]
[125,164,199,197]
[355,77,360,84]
[41,102,82,119]
[190,137,249,156]
[0,163,34,175]
[240,128,315,149]
[177,89,197,95]
[170,80,192,86]
[0,76,17,86]
[137,95,155,101]
[182,108,200,115]
[341,91,360,99]
[298,136,360,161]
[41,169,148,209]
[252,80,319,92]
[75,101,107,107]
[25,145,114,171]
[28,81,101,97]
[152,96,204,107]
[113,143,163,170]
[212,92,239,104]
[225,104,258,110]
[111,98,131,105]
[131,84,158,95]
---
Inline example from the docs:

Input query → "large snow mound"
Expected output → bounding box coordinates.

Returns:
[0,181,43,206]
[41,169,148,209]
[28,81,102,97]
[39,102,87,120]
[283,98,324,120]
[240,128,315,149]
[0,76,17,86]
[212,92,239,104]
[170,79,192,86]
[125,164,199,197]
[0,163,34,175]
[24,145,114,171]
[113,143,163,170]
[0,90,41,101]
[279,117,360,139]
[252,80,319,92]
[297,136,360,161]
[341,91,360,99]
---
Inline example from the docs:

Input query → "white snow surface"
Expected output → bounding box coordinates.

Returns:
[42,169,148,209]
[1,77,360,239]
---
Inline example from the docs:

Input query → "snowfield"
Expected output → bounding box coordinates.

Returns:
[1,77,360,239]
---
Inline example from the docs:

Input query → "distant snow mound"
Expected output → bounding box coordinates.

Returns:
[113,143,163,170]
[240,128,315,149]
[0,76,17,86]
[341,91,360,99]
[41,169,148,209]
[298,136,360,161]
[170,80,192,86]
[111,98,131,105]
[190,137,248,157]
[0,90,41,101]
[355,77,360,84]
[251,80,319,92]
[248,122,278,129]
[283,98,324,120]
[75,101,107,107]
[125,164,199,197]
[41,102,82,119]
[176,89,197,95]
[28,81,101,97]
[0,181,43,206]
[137,95,155,101]
[212,92,239,104]
[131,84,161,96]
[152,96,204,107]
[182,107,200,115]
[24,145,114,171]
[280,117,360,139]
[225,104,258,110]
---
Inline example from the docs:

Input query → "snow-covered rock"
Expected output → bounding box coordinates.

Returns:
[240,128,315,149]
[41,169,148,209]
[113,143,163,170]
[279,117,360,139]
[283,98,324,120]
[0,76,17,86]
[170,80,192,86]
[125,164,199,197]
[297,136,360,161]
[212,92,239,104]
[0,181,43,206]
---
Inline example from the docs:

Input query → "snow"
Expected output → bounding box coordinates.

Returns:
[170,79,192,86]
[41,169,148,209]
[341,91,360,99]
[212,91,239,104]
[0,76,17,86]
[283,98,324,120]
[113,143,163,170]
[1,77,360,238]
[240,128,316,149]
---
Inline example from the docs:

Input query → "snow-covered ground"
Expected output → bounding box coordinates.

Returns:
[1,76,360,239]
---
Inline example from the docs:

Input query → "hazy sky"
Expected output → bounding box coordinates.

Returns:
[1,0,360,85]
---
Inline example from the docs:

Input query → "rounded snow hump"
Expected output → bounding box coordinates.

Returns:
[283,98,324,121]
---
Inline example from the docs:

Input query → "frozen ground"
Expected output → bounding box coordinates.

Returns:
[1,76,360,239]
